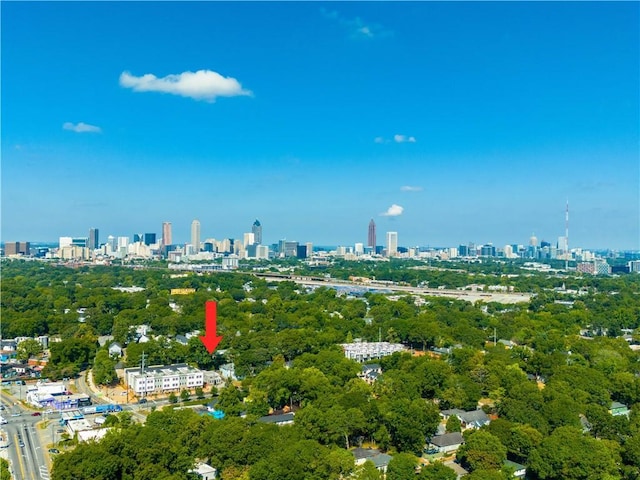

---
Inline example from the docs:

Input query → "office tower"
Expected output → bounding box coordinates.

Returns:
[88,228,99,250]
[386,231,398,257]
[191,220,201,252]
[252,219,262,245]
[162,222,172,246]
[306,242,313,257]
[296,245,308,259]
[243,232,255,247]
[368,219,376,249]
[355,243,364,255]
[529,234,538,247]
[133,234,142,243]
[107,235,117,253]
[3,242,30,256]
[144,233,156,246]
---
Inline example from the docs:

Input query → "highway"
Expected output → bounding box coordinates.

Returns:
[257,274,532,304]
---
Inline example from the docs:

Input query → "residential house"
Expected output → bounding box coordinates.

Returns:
[257,412,295,426]
[458,409,491,429]
[352,448,392,474]
[189,462,217,480]
[108,342,123,358]
[427,432,464,454]
[175,335,188,346]
[504,460,526,478]
[219,363,237,381]
[359,364,382,384]
[610,402,630,417]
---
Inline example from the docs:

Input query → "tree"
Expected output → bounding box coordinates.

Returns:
[180,389,190,402]
[168,392,178,404]
[528,426,621,480]
[92,349,117,385]
[195,387,205,399]
[16,338,43,361]
[386,453,418,480]
[446,415,462,433]
[0,458,10,480]
[419,462,457,480]
[354,461,382,480]
[457,430,507,472]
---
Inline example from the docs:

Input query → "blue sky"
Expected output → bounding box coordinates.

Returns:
[2,2,638,250]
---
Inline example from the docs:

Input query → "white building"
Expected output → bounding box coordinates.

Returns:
[124,363,204,395]
[386,232,398,257]
[191,220,201,252]
[190,463,217,480]
[340,341,405,362]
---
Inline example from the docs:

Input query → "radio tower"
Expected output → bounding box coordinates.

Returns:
[565,199,569,271]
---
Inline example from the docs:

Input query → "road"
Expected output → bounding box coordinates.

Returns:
[1,396,50,480]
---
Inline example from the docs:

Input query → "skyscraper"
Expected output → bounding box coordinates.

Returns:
[144,233,156,246]
[252,219,262,245]
[386,231,398,257]
[88,228,99,250]
[191,219,201,252]
[368,219,376,249]
[162,222,172,246]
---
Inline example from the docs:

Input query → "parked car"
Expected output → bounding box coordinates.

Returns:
[31,412,41,416]
[48,448,60,454]
[137,398,148,404]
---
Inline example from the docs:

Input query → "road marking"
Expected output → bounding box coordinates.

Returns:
[13,433,26,480]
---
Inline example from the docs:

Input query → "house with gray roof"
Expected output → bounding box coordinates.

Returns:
[428,432,464,454]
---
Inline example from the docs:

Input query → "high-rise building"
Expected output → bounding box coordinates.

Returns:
[162,222,172,246]
[386,232,398,257]
[368,219,376,249]
[3,242,30,256]
[191,220,201,252]
[243,232,255,247]
[144,233,156,246]
[88,228,99,250]
[133,234,142,243]
[252,220,262,245]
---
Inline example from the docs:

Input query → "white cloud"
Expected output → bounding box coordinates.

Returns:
[63,122,102,133]
[321,8,392,39]
[381,204,404,217]
[119,69,252,102]
[374,136,386,144]
[394,134,416,143]
[400,186,423,192]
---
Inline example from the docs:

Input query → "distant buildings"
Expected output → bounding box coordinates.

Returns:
[162,222,172,247]
[386,232,398,257]
[252,219,262,245]
[3,242,30,256]
[88,228,99,250]
[191,220,201,252]
[368,219,376,250]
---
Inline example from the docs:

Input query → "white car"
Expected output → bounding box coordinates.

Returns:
[44,409,53,414]
[0,417,7,425]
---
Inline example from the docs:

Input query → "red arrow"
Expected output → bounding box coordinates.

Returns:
[200,301,223,354]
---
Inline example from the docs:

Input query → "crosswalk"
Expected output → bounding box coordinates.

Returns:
[39,465,49,480]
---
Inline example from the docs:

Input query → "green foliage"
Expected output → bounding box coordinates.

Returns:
[180,389,190,402]
[446,414,462,433]
[386,453,418,480]
[16,338,43,361]
[168,393,178,404]
[528,426,622,480]
[0,458,10,480]
[419,461,457,480]
[92,349,117,385]
[457,430,507,472]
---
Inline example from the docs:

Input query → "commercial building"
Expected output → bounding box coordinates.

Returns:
[124,363,204,395]
[3,242,30,256]
[191,220,201,252]
[368,219,377,249]
[162,222,173,246]
[252,219,262,245]
[88,228,99,250]
[386,232,398,257]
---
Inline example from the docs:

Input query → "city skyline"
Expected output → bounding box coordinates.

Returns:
[2,2,638,249]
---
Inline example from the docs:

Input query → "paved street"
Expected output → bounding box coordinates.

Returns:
[1,393,50,480]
